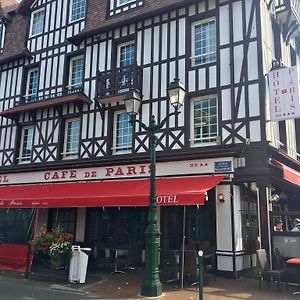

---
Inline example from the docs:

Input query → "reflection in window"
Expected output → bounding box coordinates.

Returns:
[191,96,217,145]
[114,111,132,153]
[19,126,34,163]
[30,9,45,36]
[71,0,86,21]
[63,119,80,158]
[26,68,39,101]
[192,19,216,66]
[68,56,84,91]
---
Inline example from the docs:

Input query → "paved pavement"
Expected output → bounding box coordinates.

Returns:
[82,271,300,300]
[1,269,300,300]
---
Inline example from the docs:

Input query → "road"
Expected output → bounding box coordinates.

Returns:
[0,275,100,300]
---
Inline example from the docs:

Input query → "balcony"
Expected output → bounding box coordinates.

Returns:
[0,86,92,119]
[275,0,300,42]
[96,64,142,104]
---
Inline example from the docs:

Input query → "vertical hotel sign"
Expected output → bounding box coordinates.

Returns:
[269,66,300,121]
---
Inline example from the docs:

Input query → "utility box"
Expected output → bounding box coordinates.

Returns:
[69,246,91,284]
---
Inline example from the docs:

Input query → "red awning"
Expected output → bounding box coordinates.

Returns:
[0,176,224,208]
[271,159,300,187]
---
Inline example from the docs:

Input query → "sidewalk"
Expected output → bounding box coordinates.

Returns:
[82,270,299,300]
[1,268,299,299]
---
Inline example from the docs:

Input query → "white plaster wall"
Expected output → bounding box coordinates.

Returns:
[216,185,232,251]
[233,185,243,252]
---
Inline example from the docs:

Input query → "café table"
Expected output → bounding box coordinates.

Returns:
[286,258,300,295]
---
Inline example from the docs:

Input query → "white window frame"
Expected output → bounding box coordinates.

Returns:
[62,118,81,159]
[67,55,84,91]
[191,18,216,67]
[117,41,135,68]
[25,67,39,100]
[116,0,136,8]
[29,8,45,37]
[0,22,6,50]
[112,110,132,154]
[190,95,218,147]
[70,0,86,22]
[19,126,34,163]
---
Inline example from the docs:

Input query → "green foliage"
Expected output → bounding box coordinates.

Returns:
[32,225,73,268]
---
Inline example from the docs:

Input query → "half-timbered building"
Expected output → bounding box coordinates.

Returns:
[0,0,300,277]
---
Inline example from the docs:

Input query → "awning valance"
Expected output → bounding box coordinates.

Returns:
[271,159,300,187]
[0,176,224,208]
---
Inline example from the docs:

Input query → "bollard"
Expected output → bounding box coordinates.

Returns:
[198,250,204,300]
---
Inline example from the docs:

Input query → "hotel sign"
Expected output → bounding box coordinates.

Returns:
[269,66,300,121]
[0,157,233,185]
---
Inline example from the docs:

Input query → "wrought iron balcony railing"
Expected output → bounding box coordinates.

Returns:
[97,64,142,98]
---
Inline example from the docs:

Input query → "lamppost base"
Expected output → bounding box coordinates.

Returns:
[141,279,162,297]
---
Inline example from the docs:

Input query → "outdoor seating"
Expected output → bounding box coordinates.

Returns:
[114,243,143,271]
[256,248,288,291]
[160,249,180,283]
[202,246,216,283]
[181,249,198,286]
[97,247,113,271]
[273,248,297,282]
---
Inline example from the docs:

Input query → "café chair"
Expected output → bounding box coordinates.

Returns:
[256,249,288,292]
[203,246,216,283]
[97,247,113,270]
[160,249,180,283]
[115,243,143,271]
[273,248,298,283]
[182,249,198,287]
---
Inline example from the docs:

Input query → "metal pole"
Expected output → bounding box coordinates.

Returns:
[181,206,186,290]
[198,251,204,300]
[141,115,162,297]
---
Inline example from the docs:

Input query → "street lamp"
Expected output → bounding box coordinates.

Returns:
[124,78,185,297]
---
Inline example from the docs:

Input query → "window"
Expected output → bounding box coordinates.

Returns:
[68,56,84,91]
[0,22,5,51]
[117,41,135,87]
[26,68,39,101]
[118,42,135,68]
[70,0,86,22]
[63,119,80,158]
[19,126,34,163]
[30,9,45,37]
[117,0,135,7]
[191,19,216,66]
[109,0,143,16]
[113,111,132,153]
[191,96,218,145]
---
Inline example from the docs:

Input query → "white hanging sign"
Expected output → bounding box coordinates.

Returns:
[269,66,300,121]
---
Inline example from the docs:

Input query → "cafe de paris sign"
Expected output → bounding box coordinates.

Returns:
[269,66,300,121]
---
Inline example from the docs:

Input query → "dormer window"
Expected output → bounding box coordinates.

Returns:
[70,0,86,22]
[30,8,45,37]
[109,0,143,16]
[0,22,6,51]
[117,0,135,7]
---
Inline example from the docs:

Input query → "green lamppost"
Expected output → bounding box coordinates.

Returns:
[124,78,186,297]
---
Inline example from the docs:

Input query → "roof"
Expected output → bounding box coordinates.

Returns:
[0,0,19,19]
[70,0,197,45]
[0,10,31,66]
